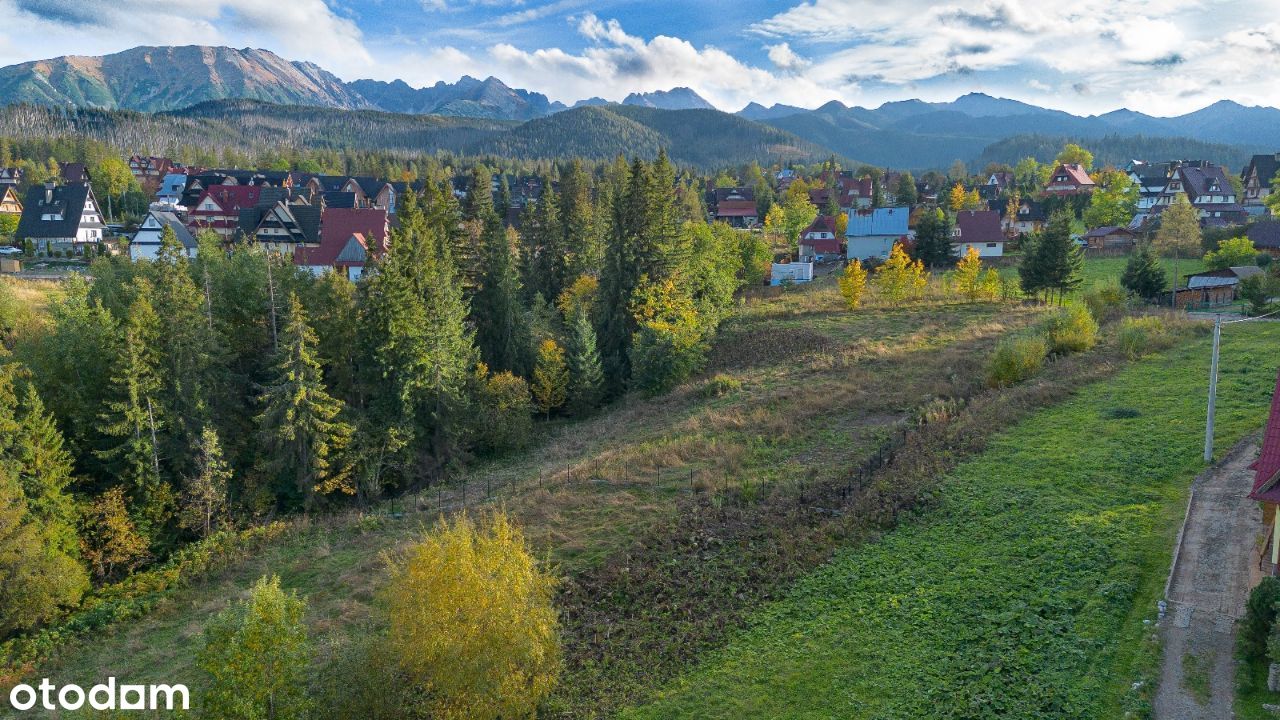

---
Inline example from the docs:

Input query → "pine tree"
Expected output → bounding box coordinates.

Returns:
[565,309,604,414]
[913,208,955,268]
[1028,210,1085,304]
[1121,243,1168,300]
[181,426,232,538]
[258,294,354,510]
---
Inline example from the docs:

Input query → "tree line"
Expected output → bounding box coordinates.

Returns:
[0,151,762,639]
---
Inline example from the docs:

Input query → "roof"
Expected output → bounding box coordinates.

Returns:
[1051,163,1095,187]
[1249,370,1280,503]
[801,215,836,237]
[294,232,368,268]
[715,199,758,218]
[1082,226,1135,238]
[800,236,841,254]
[1186,276,1238,290]
[1179,163,1233,200]
[322,191,358,209]
[59,162,89,184]
[15,183,99,240]
[1230,265,1264,280]
[1248,220,1280,250]
[1245,154,1280,185]
[847,206,909,237]
[320,207,389,252]
[137,211,197,250]
[193,185,265,212]
[954,210,1004,244]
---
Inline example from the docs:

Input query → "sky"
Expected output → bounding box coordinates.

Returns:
[2,0,1280,117]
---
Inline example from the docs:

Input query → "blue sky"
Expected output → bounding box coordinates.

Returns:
[3,0,1280,116]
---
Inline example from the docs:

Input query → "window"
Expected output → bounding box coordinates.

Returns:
[986,243,998,248]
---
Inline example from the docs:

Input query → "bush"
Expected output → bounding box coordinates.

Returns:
[476,370,534,454]
[987,336,1047,387]
[702,373,743,398]
[1117,316,1172,359]
[1044,305,1099,354]
[384,511,561,720]
[1082,283,1126,324]
[1240,577,1280,662]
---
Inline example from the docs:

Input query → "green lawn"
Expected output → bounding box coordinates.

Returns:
[998,255,1208,296]
[624,322,1280,719]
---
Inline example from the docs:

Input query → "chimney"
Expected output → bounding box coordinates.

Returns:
[44,182,54,205]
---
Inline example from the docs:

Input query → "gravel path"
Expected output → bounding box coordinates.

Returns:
[1154,437,1264,720]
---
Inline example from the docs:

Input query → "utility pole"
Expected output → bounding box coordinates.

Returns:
[1204,315,1222,463]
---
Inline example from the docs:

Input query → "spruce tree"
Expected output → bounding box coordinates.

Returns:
[476,226,531,375]
[181,426,232,538]
[98,280,171,542]
[1121,243,1168,300]
[913,209,955,268]
[257,294,354,510]
[11,384,80,556]
[0,466,89,634]
[566,309,604,415]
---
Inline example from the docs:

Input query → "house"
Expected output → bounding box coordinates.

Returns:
[59,162,91,185]
[1241,153,1280,216]
[1174,266,1263,308]
[1127,161,1173,211]
[952,210,1005,257]
[1249,369,1280,574]
[1003,198,1047,235]
[798,215,841,262]
[0,167,21,190]
[15,183,105,254]
[1247,220,1280,257]
[979,171,1013,201]
[1081,226,1137,250]
[129,210,197,261]
[187,185,268,238]
[302,176,395,211]
[713,192,759,228]
[238,198,321,253]
[156,172,189,208]
[0,186,22,217]
[1043,163,1095,197]
[846,206,910,260]
[128,156,175,193]
[294,232,369,282]
[320,207,390,254]
[1150,162,1246,227]
[770,261,813,285]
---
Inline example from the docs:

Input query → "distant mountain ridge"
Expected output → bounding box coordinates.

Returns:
[0,46,1277,169]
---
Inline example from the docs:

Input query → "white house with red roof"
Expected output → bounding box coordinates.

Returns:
[294,232,369,282]
[1248,370,1280,573]
[1043,163,1096,197]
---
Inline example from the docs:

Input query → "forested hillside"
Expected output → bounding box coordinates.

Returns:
[978,134,1257,172]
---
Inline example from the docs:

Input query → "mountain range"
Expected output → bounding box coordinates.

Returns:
[0,45,1278,169]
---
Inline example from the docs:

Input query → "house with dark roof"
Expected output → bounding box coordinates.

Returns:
[239,199,321,253]
[1150,162,1246,227]
[1242,153,1280,216]
[1043,164,1095,197]
[157,172,189,208]
[128,156,176,194]
[1081,226,1136,250]
[15,183,105,254]
[294,232,369,282]
[846,206,909,260]
[798,215,841,262]
[1249,369,1280,573]
[1247,219,1280,257]
[130,210,197,261]
[952,210,1005,257]
[59,162,91,185]
[1002,198,1047,235]
[0,167,21,190]
[712,187,758,228]
[1126,160,1173,211]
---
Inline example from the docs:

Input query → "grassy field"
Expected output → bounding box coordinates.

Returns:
[623,322,1280,719]
[27,276,1053,716]
[998,255,1208,296]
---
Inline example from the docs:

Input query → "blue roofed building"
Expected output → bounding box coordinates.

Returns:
[846,206,910,260]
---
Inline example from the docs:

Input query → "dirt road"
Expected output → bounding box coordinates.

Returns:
[1154,438,1264,719]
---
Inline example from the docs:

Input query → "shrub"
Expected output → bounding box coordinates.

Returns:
[198,575,311,720]
[1116,316,1172,359]
[384,511,560,720]
[476,369,534,454]
[1240,577,1280,662]
[1044,305,1099,354]
[702,373,743,398]
[1082,283,1126,323]
[987,336,1047,387]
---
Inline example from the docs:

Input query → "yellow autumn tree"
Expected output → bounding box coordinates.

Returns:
[384,511,561,720]
[834,211,849,238]
[951,247,1003,301]
[838,259,868,309]
[949,182,968,212]
[531,339,568,417]
[555,274,598,320]
[964,188,983,211]
[876,242,928,303]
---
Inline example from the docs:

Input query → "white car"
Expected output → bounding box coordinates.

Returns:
[0,246,22,256]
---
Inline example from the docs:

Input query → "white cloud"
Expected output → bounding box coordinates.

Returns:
[0,0,372,76]
[766,43,810,72]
